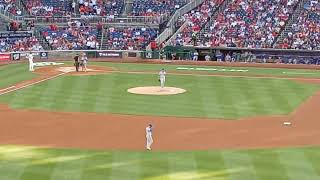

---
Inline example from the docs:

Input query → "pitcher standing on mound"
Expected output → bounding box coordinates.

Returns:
[159,68,166,88]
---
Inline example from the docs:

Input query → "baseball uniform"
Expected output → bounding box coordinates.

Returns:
[146,125,153,150]
[27,53,34,71]
[159,70,166,88]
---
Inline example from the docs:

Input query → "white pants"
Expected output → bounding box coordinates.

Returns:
[160,77,165,88]
[146,135,153,149]
[82,63,87,71]
[29,63,34,71]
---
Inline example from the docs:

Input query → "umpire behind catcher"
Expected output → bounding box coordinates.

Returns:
[74,54,80,72]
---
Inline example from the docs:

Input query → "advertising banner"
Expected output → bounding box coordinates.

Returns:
[0,54,10,61]
[40,52,48,59]
[96,51,122,58]
[0,32,33,38]
[12,53,21,61]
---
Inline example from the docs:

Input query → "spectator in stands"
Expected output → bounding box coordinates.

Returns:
[173,0,224,46]
[131,0,187,17]
[105,27,157,50]
[278,0,320,50]
[0,36,43,52]
[23,0,73,16]
[175,0,299,48]
[42,21,99,50]
[0,0,22,16]
[78,0,123,17]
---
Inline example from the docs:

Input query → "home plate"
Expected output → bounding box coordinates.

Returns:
[283,122,292,126]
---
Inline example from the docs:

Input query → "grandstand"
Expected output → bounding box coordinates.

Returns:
[0,0,319,62]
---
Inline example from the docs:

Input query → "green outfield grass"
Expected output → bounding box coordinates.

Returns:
[0,63,319,119]
[0,145,319,180]
[0,64,37,89]
[91,62,320,78]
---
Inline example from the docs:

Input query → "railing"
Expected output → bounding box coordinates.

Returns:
[100,29,105,50]
[273,0,309,47]
[199,0,231,39]
[23,15,167,25]
[147,0,205,50]
[165,21,188,46]
[0,8,23,21]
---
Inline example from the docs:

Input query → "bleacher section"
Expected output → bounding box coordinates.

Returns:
[0,0,22,16]
[0,0,319,51]
[174,0,224,46]
[22,0,72,16]
[0,32,43,52]
[278,0,319,50]
[78,0,124,17]
[41,22,99,50]
[131,0,188,16]
[196,0,299,48]
[104,27,157,50]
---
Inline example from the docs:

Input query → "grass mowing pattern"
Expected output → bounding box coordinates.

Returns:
[0,73,318,119]
[0,145,319,180]
[92,62,320,78]
[0,64,36,89]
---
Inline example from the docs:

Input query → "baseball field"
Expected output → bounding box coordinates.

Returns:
[0,61,320,179]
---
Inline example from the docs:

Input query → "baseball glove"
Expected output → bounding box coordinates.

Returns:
[158,79,160,82]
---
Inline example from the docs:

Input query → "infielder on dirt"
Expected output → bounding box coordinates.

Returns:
[159,68,166,88]
[27,52,34,71]
[146,124,153,150]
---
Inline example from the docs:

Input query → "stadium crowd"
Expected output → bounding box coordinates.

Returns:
[174,0,224,46]
[0,0,319,52]
[0,0,22,16]
[105,27,157,50]
[131,0,187,16]
[195,0,299,48]
[0,36,43,52]
[22,0,72,16]
[78,0,124,17]
[278,0,320,50]
[42,21,99,50]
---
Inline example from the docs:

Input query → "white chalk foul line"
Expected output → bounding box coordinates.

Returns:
[0,86,16,92]
[283,72,317,75]
[0,72,68,96]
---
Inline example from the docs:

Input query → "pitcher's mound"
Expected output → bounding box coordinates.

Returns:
[128,86,186,95]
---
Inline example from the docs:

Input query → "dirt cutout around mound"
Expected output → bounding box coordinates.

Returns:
[128,86,186,95]
[0,64,320,151]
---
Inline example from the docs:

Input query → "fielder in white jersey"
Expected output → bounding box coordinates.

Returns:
[146,124,153,150]
[27,53,34,71]
[159,69,166,88]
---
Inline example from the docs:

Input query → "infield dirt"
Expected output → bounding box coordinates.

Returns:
[0,64,319,151]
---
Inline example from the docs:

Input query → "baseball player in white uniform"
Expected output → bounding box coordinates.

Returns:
[159,69,166,88]
[81,53,88,72]
[146,124,153,150]
[27,53,34,71]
